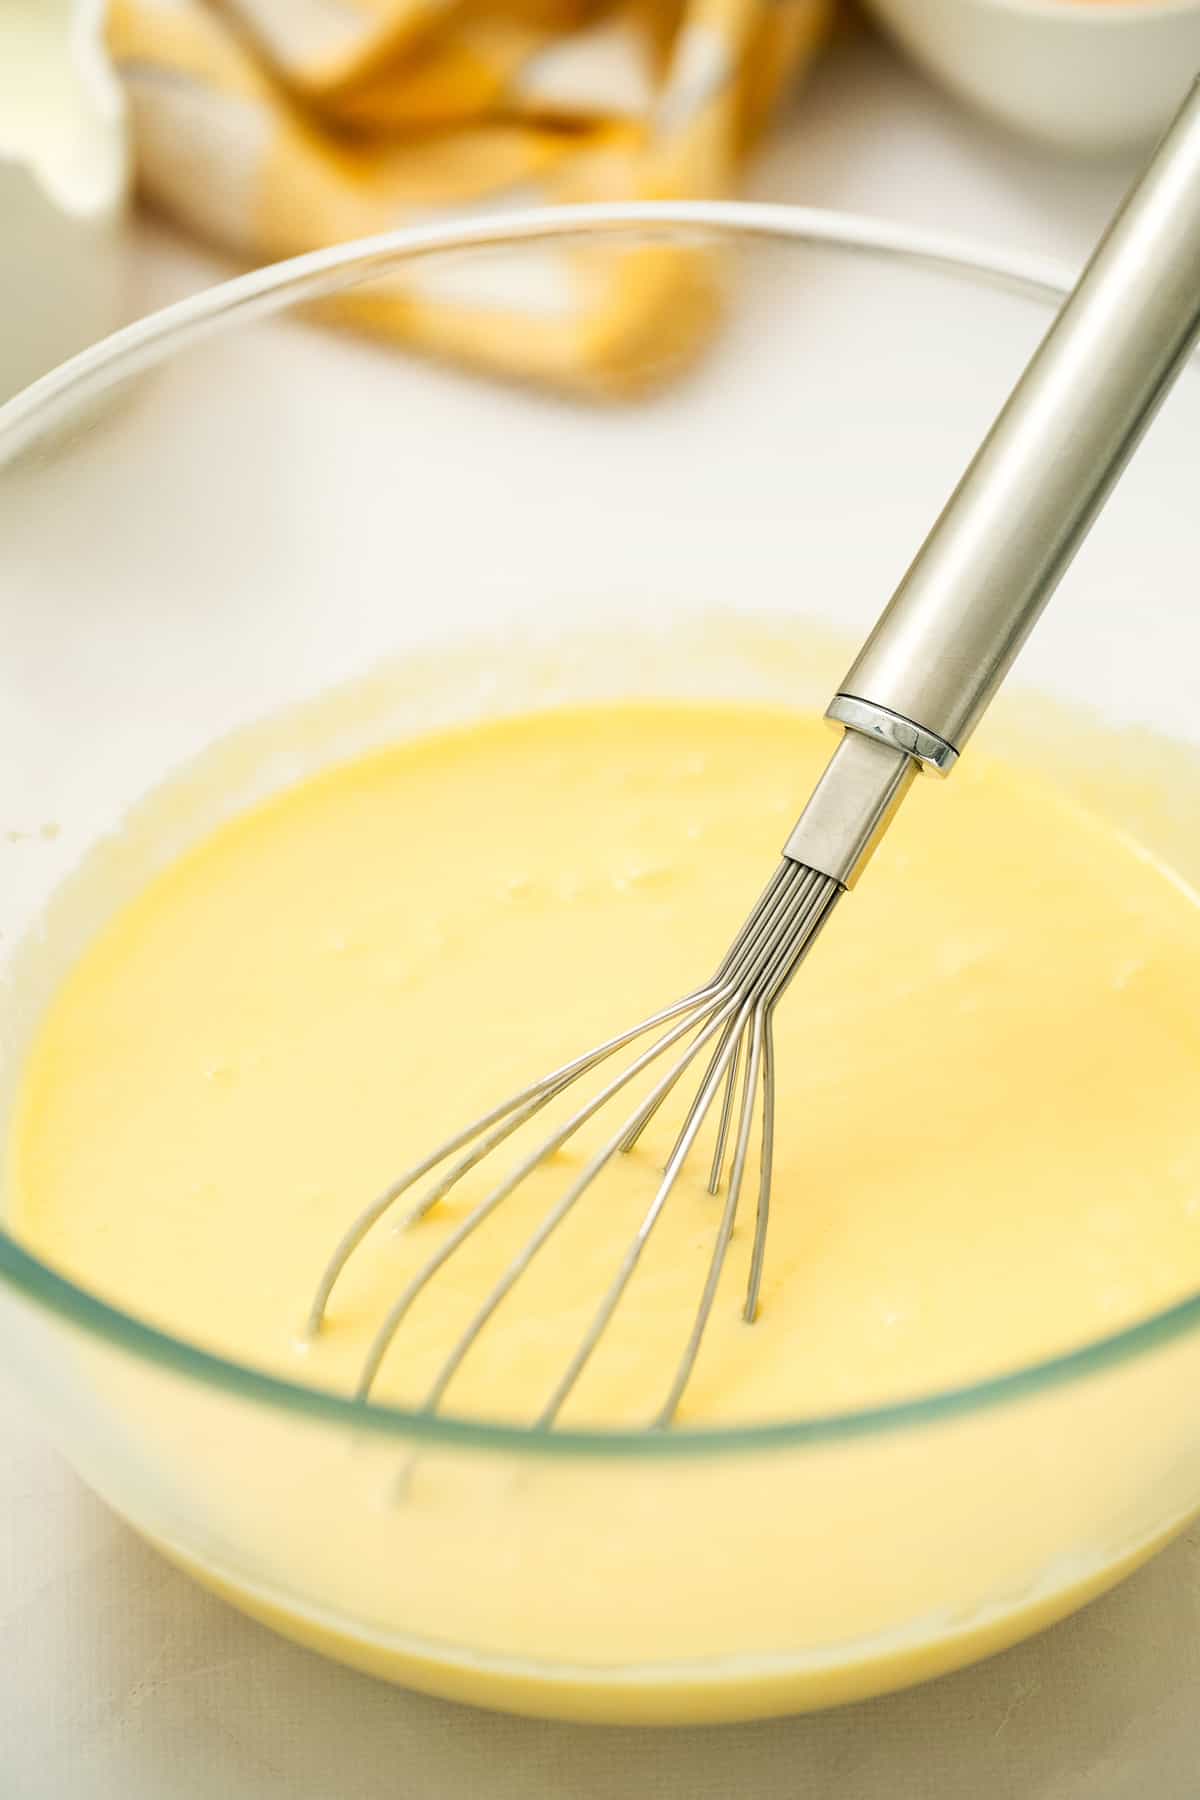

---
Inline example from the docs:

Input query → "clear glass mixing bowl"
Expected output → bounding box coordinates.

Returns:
[1,204,1198,1726]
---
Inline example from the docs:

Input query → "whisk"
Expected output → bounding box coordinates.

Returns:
[308,79,1200,1428]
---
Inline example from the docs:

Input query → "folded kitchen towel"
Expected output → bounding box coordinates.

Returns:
[107,0,833,389]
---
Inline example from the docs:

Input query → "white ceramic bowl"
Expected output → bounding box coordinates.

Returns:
[864,0,1200,155]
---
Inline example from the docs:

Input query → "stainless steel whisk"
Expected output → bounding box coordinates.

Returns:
[308,80,1200,1427]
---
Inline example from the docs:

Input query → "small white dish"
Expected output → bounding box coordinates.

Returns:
[0,0,129,402]
[863,0,1200,155]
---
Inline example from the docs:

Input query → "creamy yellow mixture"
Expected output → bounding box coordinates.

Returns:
[11,700,1200,1718]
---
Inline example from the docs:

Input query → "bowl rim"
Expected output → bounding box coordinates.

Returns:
[4,197,1200,1461]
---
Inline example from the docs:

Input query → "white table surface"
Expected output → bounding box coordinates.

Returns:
[6,26,1198,1799]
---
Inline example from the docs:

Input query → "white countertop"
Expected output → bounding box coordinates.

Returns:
[5,27,1197,1799]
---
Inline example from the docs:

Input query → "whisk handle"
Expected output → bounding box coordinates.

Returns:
[828,75,1200,771]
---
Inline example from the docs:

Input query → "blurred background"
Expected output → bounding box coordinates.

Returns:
[5,0,1200,404]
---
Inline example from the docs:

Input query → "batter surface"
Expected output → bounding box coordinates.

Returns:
[12,701,1200,1423]
[10,697,1200,1722]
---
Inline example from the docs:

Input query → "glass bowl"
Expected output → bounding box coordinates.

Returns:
[1,203,1198,1727]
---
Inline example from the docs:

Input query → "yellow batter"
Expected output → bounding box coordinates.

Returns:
[10,699,1200,1718]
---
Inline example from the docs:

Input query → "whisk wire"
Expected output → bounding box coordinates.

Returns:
[707,1031,742,1195]
[405,998,747,1416]
[535,983,759,1428]
[354,992,736,1398]
[307,986,714,1337]
[619,859,803,1157]
[311,854,841,1428]
[744,1003,777,1325]
[655,1003,764,1428]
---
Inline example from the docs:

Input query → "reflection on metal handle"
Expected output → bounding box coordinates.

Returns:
[832,75,1200,762]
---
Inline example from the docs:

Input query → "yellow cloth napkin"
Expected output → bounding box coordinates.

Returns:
[108,0,832,391]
